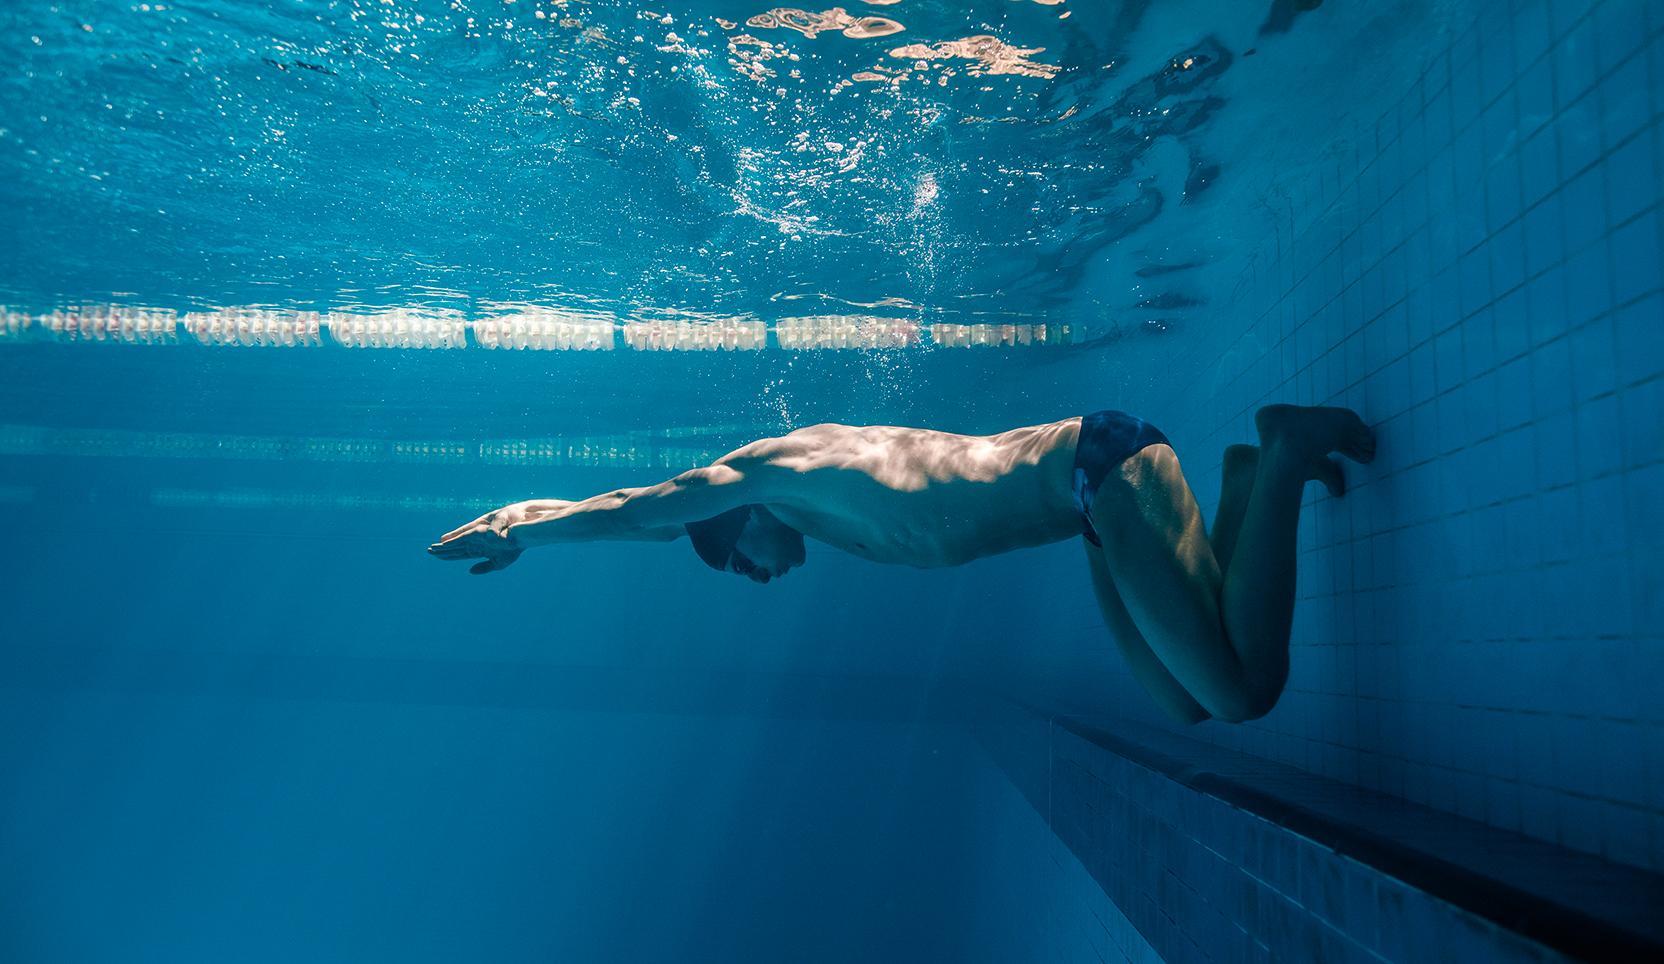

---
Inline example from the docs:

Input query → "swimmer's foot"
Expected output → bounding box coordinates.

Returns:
[1255,403,1376,465]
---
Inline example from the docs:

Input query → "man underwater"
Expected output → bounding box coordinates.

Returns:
[430,404,1375,725]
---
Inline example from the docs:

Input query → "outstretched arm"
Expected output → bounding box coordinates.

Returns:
[427,453,772,574]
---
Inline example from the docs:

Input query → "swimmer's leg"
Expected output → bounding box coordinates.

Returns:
[1084,542,1210,724]
[1211,444,1344,574]
[1085,445,1284,724]
[1209,444,1260,574]
[1093,406,1373,722]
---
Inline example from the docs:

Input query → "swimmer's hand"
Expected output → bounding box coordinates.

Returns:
[427,500,568,574]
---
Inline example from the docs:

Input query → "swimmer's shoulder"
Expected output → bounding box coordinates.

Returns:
[720,423,868,473]
[783,422,859,438]
[714,426,835,466]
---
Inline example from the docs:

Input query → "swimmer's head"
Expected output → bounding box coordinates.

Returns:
[685,505,805,584]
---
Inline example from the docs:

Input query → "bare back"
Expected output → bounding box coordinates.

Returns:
[754,419,1086,567]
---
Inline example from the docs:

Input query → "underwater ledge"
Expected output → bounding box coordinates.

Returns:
[971,703,1664,964]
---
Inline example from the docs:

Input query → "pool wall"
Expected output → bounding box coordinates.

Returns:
[1019,0,1664,874]
[964,713,1164,964]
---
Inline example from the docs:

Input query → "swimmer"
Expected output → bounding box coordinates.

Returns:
[430,404,1375,725]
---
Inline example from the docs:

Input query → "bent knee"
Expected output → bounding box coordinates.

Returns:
[1205,681,1282,724]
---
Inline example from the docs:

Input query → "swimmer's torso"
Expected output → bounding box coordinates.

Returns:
[750,420,1086,567]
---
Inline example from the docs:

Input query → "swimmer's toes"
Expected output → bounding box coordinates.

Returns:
[1342,417,1377,464]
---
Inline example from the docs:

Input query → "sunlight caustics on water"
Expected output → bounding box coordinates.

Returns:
[0,0,1411,346]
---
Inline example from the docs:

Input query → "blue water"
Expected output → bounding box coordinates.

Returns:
[5,0,1660,961]
[0,0,1433,325]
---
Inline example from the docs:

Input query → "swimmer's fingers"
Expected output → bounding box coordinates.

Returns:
[439,511,500,543]
[437,522,486,544]
[428,531,498,557]
[428,526,523,571]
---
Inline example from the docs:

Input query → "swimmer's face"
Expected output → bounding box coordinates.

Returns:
[730,506,806,584]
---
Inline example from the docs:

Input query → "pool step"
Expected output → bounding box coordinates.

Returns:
[973,707,1664,964]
